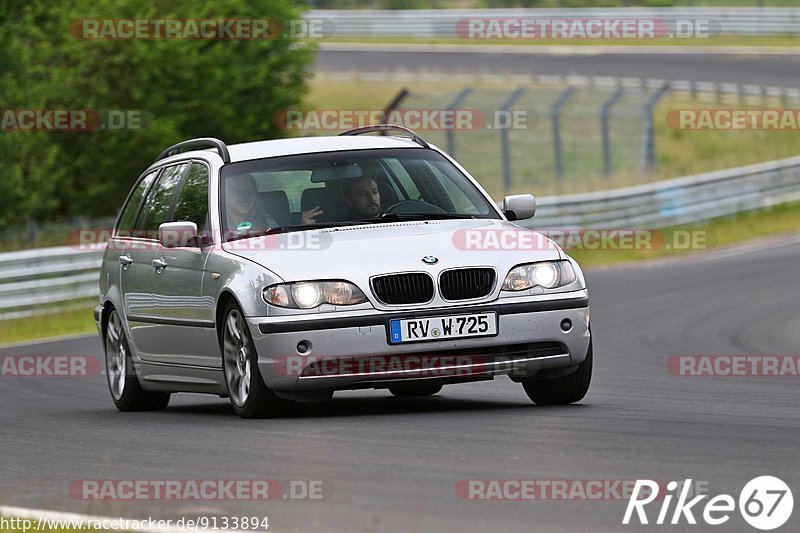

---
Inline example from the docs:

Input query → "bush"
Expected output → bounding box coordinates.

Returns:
[0,0,314,228]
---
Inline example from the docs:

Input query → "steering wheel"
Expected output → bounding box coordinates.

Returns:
[381,199,448,216]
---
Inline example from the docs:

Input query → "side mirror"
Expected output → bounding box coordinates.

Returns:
[158,221,198,248]
[502,194,536,221]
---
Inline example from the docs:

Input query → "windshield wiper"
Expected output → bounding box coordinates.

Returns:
[370,213,478,222]
[227,215,479,240]
[226,222,349,241]
[261,222,361,236]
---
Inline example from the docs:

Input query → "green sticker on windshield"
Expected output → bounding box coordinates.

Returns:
[236,221,253,231]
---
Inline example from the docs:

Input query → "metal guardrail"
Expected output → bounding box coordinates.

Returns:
[0,246,104,320]
[523,155,800,230]
[1,154,799,319]
[308,8,800,37]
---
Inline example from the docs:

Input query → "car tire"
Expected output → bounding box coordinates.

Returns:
[220,301,293,419]
[105,308,171,412]
[522,340,592,405]
[388,384,443,397]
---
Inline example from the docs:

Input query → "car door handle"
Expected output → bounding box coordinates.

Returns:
[119,255,133,266]
[151,258,167,269]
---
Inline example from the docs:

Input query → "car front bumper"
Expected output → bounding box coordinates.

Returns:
[247,291,590,393]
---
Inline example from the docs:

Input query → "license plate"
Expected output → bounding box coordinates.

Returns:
[388,312,497,344]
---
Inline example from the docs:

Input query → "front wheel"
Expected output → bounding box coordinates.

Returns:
[105,308,170,411]
[221,302,292,418]
[522,341,592,405]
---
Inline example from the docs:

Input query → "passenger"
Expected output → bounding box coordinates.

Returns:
[225,174,274,235]
[226,174,323,235]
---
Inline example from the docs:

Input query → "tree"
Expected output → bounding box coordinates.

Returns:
[0,0,315,228]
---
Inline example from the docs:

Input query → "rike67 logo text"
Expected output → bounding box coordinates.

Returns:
[624,476,793,530]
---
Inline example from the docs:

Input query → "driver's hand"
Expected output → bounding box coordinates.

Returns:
[301,206,323,224]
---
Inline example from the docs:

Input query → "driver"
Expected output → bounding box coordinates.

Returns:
[344,176,381,219]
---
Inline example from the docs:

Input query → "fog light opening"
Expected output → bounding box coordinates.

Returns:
[297,341,311,354]
[560,319,572,333]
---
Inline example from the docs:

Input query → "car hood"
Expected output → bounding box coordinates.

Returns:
[221,219,563,283]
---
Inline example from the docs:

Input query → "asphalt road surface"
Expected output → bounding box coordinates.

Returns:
[2,237,799,532]
[317,45,800,87]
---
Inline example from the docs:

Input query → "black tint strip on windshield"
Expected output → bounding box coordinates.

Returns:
[221,148,451,178]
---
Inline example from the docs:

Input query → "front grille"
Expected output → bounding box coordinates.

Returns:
[439,268,496,300]
[372,273,434,305]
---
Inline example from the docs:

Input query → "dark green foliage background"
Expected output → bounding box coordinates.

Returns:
[0,0,314,229]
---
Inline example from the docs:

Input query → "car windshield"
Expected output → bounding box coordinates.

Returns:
[219,147,500,241]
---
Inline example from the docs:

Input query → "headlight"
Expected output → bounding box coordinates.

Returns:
[292,283,322,309]
[263,280,367,309]
[501,261,577,291]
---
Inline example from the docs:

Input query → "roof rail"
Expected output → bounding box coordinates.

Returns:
[338,124,430,149]
[155,137,231,164]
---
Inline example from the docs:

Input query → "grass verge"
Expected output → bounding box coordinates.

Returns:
[0,300,97,346]
[568,200,800,267]
[305,76,800,198]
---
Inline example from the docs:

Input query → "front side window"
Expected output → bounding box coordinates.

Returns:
[219,148,499,241]
[116,170,159,236]
[173,162,209,234]
[135,162,189,236]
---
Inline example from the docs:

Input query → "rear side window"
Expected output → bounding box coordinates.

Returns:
[173,163,209,234]
[117,170,158,236]
[135,163,189,236]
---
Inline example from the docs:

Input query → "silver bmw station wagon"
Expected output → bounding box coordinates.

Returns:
[95,125,592,418]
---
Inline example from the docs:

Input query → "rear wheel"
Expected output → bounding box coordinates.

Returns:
[221,302,292,418]
[105,308,170,411]
[522,341,592,405]
[389,383,443,397]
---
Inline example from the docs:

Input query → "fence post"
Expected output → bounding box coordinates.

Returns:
[498,88,526,195]
[600,87,624,178]
[444,88,472,157]
[381,88,409,131]
[641,82,671,173]
[551,87,576,184]
[26,220,39,246]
